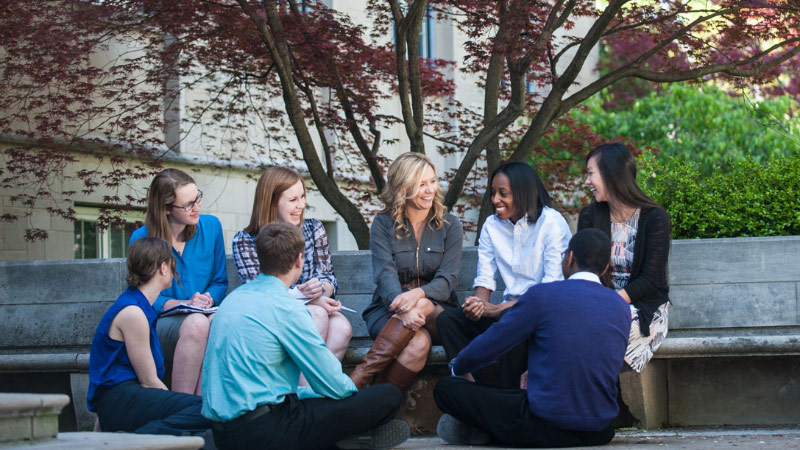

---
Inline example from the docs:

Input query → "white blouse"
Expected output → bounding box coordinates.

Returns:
[473,206,572,300]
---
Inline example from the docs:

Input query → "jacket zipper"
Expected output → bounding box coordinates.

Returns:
[415,244,420,288]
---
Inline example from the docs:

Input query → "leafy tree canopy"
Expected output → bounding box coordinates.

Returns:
[2,0,800,246]
[573,83,800,175]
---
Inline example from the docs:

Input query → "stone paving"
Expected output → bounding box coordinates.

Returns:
[398,428,800,449]
[0,432,203,450]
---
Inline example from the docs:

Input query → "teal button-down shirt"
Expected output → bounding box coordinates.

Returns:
[201,274,356,422]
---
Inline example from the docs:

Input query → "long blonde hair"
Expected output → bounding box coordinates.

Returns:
[244,166,305,235]
[144,168,197,243]
[379,152,446,237]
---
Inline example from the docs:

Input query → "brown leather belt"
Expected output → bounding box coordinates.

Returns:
[401,279,429,290]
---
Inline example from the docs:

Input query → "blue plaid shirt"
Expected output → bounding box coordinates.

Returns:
[232,219,338,296]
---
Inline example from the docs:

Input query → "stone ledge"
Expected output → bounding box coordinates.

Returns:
[0,432,204,449]
[0,354,89,373]
[0,393,69,443]
[343,345,447,368]
[656,335,800,358]
[0,394,70,417]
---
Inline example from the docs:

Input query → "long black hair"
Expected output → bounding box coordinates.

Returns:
[490,162,552,223]
[587,143,660,210]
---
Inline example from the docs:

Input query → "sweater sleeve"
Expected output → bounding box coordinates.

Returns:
[452,290,538,376]
[205,217,229,305]
[625,208,671,306]
[577,205,594,231]
[308,219,338,297]
[370,215,404,308]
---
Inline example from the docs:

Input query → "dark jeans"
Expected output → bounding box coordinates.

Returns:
[437,306,529,387]
[95,379,211,435]
[434,377,615,448]
[211,384,402,450]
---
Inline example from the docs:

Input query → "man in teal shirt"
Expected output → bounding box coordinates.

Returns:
[202,222,408,450]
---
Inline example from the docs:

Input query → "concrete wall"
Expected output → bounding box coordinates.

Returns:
[669,236,800,330]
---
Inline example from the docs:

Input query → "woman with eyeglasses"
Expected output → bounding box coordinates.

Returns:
[129,168,228,396]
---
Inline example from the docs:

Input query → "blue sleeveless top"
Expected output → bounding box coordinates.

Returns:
[87,287,165,412]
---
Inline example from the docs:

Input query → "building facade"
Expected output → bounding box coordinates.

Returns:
[0,1,597,261]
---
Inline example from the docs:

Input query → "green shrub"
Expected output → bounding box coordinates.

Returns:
[576,84,800,175]
[639,153,800,238]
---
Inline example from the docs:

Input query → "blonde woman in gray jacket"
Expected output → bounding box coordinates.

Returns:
[351,152,463,391]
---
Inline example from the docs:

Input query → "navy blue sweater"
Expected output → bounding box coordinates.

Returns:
[453,275,631,431]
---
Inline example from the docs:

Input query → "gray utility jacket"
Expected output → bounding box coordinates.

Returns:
[362,212,463,326]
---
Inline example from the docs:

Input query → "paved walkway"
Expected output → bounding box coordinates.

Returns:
[398,428,800,449]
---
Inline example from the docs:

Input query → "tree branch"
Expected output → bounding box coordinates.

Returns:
[561,36,800,115]
[287,0,385,191]
[509,0,633,162]
[387,0,428,153]
[234,0,371,248]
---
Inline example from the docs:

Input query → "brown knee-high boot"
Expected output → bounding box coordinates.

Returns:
[350,316,415,389]
[376,360,417,390]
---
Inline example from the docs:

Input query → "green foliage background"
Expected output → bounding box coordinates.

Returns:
[537,83,800,239]
[575,84,800,175]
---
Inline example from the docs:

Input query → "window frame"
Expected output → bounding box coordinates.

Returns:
[73,205,144,259]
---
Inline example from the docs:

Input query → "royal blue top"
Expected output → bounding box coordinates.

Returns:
[129,214,228,312]
[87,287,165,412]
[452,272,631,432]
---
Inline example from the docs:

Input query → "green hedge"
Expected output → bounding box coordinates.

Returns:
[639,153,800,239]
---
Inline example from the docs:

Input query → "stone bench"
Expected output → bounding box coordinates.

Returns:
[622,236,800,428]
[2,237,800,433]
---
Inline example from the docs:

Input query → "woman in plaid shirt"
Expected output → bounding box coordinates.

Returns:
[232,167,352,369]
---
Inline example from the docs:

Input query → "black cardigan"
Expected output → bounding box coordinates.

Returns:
[578,203,671,336]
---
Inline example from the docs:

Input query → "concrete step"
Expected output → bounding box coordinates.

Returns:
[0,433,204,449]
[0,393,69,444]
[400,428,800,449]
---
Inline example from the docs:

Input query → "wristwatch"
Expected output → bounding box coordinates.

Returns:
[448,357,457,376]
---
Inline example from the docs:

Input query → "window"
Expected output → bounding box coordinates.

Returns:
[73,206,143,259]
[418,5,435,59]
[394,4,436,59]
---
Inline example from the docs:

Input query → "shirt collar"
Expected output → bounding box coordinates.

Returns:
[499,213,529,229]
[568,271,601,284]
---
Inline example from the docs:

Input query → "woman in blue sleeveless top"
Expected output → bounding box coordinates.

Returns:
[87,237,210,435]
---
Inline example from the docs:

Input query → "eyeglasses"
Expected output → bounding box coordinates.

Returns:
[170,190,203,212]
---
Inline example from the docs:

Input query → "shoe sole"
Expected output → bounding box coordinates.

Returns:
[437,413,490,445]
[336,419,410,449]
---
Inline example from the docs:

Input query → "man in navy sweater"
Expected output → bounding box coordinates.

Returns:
[434,228,631,447]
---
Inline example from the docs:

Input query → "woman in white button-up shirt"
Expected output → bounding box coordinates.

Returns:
[437,161,571,387]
